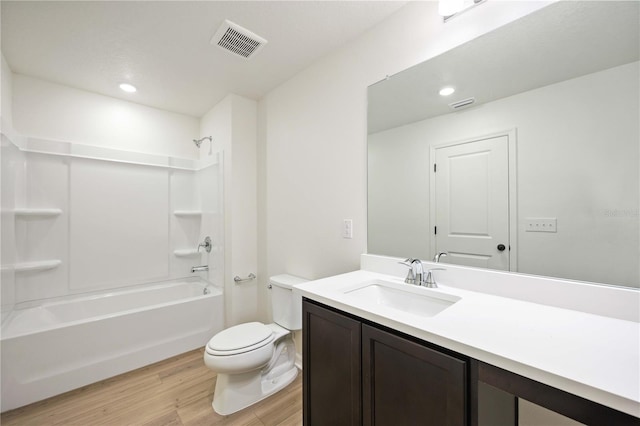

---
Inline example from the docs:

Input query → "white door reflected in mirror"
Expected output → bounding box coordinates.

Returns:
[433,134,511,271]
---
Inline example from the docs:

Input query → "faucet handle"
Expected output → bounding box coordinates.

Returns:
[398,259,417,284]
[198,236,212,253]
[423,267,445,288]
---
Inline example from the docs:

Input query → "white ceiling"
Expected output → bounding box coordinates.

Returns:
[1,1,408,118]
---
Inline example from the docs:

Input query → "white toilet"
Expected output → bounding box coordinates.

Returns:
[203,274,307,415]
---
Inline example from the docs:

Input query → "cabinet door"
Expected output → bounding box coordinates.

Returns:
[362,324,467,426]
[303,300,362,426]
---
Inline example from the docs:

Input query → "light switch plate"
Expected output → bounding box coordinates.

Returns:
[525,218,557,233]
[342,219,353,239]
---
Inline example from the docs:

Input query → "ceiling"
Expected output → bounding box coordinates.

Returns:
[1,1,407,118]
[368,0,640,133]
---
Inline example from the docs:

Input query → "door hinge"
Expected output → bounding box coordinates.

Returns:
[434,163,437,173]
[434,226,437,235]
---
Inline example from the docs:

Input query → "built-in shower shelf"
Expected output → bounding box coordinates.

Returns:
[15,260,62,272]
[173,249,200,257]
[173,210,202,217]
[14,208,62,217]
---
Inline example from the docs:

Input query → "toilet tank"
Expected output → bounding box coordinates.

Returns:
[270,274,307,330]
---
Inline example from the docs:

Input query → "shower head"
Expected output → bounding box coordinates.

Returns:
[193,136,212,148]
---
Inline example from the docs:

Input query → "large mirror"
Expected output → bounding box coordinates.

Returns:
[367,1,639,288]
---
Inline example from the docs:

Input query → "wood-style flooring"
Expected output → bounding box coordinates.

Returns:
[0,348,302,426]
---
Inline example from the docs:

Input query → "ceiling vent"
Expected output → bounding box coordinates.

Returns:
[211,20,267,59]
[448,97,476,111]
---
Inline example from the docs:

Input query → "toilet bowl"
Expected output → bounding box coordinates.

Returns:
[203,274,307,415]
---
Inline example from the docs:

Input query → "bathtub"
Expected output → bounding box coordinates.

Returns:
[0,278,223,412]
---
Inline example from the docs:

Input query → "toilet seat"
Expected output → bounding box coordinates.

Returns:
[206,322,274,356]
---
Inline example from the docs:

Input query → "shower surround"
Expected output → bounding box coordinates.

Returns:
[0,133,225,411]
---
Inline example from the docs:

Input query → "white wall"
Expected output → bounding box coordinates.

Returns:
[200,94,258,326]
[12,74,200,159]
[1,54,16,319]
[1,54,13,129]
[369,61,639,287]
[258,1,551,290]
[229,96,258,325]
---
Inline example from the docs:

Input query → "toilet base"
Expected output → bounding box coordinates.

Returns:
[212,365,298,415]
[211,334,298,416]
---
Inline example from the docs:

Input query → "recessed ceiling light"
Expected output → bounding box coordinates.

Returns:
[119,83,137,93]
[439,87,455,96]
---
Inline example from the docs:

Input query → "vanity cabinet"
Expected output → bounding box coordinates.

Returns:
[303,299,467,425]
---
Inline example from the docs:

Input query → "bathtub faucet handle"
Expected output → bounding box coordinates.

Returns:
[198,236,212,253]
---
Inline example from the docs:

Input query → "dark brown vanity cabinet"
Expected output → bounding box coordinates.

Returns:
[303,299,467,426]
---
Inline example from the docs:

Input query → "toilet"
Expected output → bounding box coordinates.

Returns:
[203,274,307,415]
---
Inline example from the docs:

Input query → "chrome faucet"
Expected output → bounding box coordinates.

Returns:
[191,265,209,273]
[433,251,448,263]
[400,259,446,287]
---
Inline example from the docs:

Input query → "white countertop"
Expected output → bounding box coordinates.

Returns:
[294,270,640,418]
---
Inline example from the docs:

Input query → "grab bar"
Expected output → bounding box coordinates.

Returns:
[233,273,256,284]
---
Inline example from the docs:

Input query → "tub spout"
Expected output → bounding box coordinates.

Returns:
[191,265,209,273]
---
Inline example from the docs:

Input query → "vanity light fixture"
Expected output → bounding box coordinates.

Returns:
[119,83,137,93]
[440,0,487,22]
[439,87,456,96]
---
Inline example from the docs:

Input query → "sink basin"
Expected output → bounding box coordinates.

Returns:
[343,280,460,318]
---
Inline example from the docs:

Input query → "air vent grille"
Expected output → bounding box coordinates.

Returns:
[211,20,267,59]
[448,97,476,110]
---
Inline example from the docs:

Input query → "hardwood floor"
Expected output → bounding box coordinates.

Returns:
[1,348,302,426]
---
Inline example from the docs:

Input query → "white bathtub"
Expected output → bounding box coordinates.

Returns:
[0,278,223,412]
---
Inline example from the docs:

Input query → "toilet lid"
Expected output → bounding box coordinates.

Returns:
[207,322,274,353]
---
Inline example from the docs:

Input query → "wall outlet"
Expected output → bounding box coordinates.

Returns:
[525,218,557,233]
[342,219,353,239]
